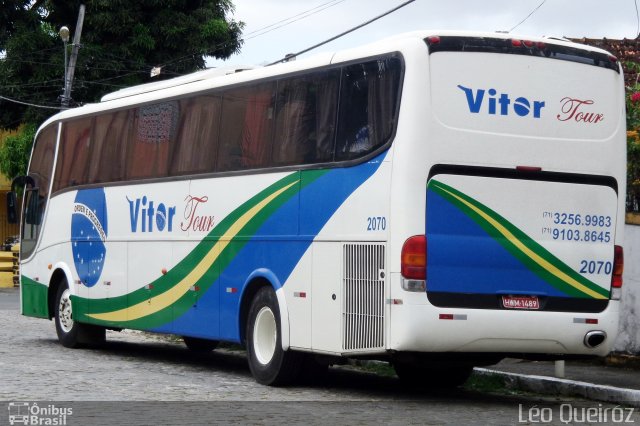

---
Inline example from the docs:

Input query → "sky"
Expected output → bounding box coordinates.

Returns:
[207,0,640,67]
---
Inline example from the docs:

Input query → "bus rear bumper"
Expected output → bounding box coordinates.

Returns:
[387,295,620,357]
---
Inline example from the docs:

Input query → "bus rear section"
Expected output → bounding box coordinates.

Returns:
[391,34,625,363]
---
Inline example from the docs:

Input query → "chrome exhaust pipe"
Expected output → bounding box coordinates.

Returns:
[584,330,607,348]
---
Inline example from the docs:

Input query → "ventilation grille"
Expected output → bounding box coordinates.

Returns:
[342,243,385,351]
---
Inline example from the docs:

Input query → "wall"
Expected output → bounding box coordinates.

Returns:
[614,224,640,353]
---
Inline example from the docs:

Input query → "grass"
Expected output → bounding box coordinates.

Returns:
[464,372,509,392]
[346,360,397,377]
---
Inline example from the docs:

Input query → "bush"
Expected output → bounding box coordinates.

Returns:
[626,63,640,212]
[0,124,35,181]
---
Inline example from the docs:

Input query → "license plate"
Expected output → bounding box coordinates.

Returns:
[502,295,540,310]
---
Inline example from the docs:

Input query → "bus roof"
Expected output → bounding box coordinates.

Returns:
[99,66,256,102]
[40,30,617,132]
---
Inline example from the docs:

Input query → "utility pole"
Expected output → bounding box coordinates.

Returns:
[62,4,85,108]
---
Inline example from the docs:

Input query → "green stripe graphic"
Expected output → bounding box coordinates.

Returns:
[429,179,609,299]
[71,169,328,329]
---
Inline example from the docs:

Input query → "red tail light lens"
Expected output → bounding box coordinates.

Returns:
[612,245,623,288]
[401,235,426,280]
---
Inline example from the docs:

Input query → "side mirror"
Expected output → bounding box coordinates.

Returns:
[9,175,36,225]
[6,192,17,224]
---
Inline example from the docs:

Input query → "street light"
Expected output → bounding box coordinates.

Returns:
[59,26,70,107]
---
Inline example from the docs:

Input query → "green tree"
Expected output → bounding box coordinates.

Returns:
[0,124,35,180]
[626,61,640,212]
[0,0,244,129]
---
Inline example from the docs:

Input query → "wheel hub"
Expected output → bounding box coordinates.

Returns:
[58,289,74,333]
[253,306,277,365]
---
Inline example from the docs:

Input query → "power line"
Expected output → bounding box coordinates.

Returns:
[5,1,370,104]
[158,0,349,73]
[244,0,348,40]
[510,0,547,33]
[2,79,61,90]
[269,0,416,65]
[0,95,65,110]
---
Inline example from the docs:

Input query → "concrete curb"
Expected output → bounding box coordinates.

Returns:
[474,368,640,408]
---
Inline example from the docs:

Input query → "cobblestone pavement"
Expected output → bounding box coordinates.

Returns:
[1,288,635,425]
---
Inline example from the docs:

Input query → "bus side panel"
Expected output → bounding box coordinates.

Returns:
[305,158,392,354]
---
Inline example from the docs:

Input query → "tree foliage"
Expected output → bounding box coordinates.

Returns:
[627,61,640,212]
[0,124,35,180]
[0,0,244,130]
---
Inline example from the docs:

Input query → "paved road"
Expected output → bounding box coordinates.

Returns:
[0,287,634,425]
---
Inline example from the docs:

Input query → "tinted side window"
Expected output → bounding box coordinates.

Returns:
[128,102,179,180]
[22,124,57,258]
[272,70,339,166]
[171,95,221,176]
[28,124,57,201]
[89,110,131,184]
[335,57,402,161]
[55,118,92,191]
[218,82,275,172]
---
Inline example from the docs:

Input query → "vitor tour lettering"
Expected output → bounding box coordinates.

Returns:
[127,196,176,233]
[457,85,546,118]
[181,195,215,232]
[556,97,604,123]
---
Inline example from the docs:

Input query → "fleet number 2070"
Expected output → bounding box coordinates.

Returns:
[367,216,387,231]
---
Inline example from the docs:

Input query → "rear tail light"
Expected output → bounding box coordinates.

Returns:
[401,235,426,280]
[611,245,623,289]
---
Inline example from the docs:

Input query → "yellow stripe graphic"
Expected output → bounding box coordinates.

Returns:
[437,186,606,300]
[88,181,298,322]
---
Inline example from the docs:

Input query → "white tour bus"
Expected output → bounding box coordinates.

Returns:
[10,30,626,387]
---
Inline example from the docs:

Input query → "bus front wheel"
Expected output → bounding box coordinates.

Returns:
[246,286,302,386]
[54,280,104,348]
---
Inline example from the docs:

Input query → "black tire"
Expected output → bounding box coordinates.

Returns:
[393,361,473,389]
[183,336,219,353]
[246,286,302,386]
[54,280,105,348]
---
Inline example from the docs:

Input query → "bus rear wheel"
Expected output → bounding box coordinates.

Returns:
[246,286,302,386]
[54,280,105,348]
